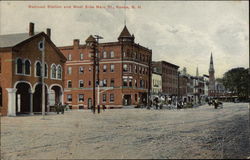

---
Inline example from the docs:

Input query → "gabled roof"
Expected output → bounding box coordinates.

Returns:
[0,32,67,61]
[85,35,96,43]
[118,25,132,38]
[0,32,39,48]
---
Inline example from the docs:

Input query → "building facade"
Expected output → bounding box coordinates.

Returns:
[152,61,179,99]
[151,68,162,96]
[0,23,66,116]
[59,26,152,109]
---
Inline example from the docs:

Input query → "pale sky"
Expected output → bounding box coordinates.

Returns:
[0,1,249,78]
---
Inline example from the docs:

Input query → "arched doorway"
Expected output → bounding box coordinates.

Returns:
[50,85,62,105]
[15,83,31,114]
[33,84,48,113]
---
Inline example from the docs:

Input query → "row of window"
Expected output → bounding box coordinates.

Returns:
[67,50,150,63]
[67,93,115,103]
[123,64,148,75]
[122,78,147,88]
[67,64,115,75]
[67,79,115,88]
[67,51,116,61]
[66,78,148,88]
[15,58,62,79]
[123,51,150,63]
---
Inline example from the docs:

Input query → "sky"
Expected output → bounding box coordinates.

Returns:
[0,1,249,78]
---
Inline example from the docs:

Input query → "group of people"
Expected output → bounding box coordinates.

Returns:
[208,99,223,109]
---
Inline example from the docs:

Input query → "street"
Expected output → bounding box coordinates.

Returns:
[1,103,249,159]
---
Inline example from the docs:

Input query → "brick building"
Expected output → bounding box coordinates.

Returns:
[59,26,152,109]
[152,61,179,100]
[0,23,66,116]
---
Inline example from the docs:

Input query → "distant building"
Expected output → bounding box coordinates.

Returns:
[59,26,152,109]
[152,61,179,99]
[0,23,66,116]
[151,66,162,96]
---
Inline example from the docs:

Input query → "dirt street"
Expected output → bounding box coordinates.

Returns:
[1,103,249,159]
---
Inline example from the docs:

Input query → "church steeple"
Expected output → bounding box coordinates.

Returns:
[209,53,214,73]
[208,52,215,97]
[196,66,199,77]
[118,25,135,42]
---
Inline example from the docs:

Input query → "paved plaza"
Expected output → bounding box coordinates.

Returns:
[1,103,250,159]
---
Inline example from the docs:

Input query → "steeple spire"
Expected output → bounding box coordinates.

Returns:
[209,52,214,73]
[118,25,134,42]
[196,66,199,77]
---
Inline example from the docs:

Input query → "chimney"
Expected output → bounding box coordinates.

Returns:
[73,39,80,49]
[46,28,51,38]
[29,22,34,36]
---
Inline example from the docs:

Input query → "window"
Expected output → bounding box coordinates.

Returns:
[79,66,84,74]
[67,67,72,74]
[110,79,115,87]
[135,79,137,87]
[140,80,144,88]
[89,67,92,72]
[57,65,62,79]
[134,65,137,73]
[123,52,126,57]
[110,51,114,58]
[110,94,114,102]
[68,80,72,88]
[67,94,72,102]
[103,65,107,72]
[36,62,41,77]
[102,94,106,102]
[103,51,107,58]
[88,81,91,86]
[80,53,84,60]
[24,60,30,75]
[110,64,115,72]
[123,78,128,86]
[78,94,84,102]
[51,64,56,78]
[68,54,72,61]
[17,58,23,74]
[79,80,84,88]
[129,79,132,87]
[103,79,107,87]
[123,64,128,72]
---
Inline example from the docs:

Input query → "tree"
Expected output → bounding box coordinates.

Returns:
[222,67,249,99]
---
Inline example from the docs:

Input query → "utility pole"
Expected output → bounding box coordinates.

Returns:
[39,37,46,119]
[94,35,103,114]
[90,40,97,114]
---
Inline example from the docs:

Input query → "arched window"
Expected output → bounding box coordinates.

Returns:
[16,58,23,74]
[36,61,41,77]
[24,60,30,75]
[57,65,62,79]
[51,64,56,79]
[103,51,107,58]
